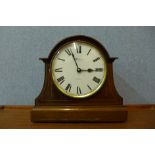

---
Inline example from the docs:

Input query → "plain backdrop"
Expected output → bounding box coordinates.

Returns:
[0,26,155,105]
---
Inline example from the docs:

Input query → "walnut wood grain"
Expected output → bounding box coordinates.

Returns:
[31,105,127,123]
[0,105,155,129]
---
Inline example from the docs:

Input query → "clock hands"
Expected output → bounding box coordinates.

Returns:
[80,68,94,72]
[71,50,81,72]
[80,68,103,73]
[70,49,103,73]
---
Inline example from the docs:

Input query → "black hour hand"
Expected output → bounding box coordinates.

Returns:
[80,68,94,72]
[81,68,103,73]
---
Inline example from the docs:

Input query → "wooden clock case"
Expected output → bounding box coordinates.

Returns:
[31,35,127,122]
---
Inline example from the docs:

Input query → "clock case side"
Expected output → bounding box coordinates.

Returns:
[35,35,123,106]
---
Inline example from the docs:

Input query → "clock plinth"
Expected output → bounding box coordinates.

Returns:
[31,35,127,123]
[31,105,127,122]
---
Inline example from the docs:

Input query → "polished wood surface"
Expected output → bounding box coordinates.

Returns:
[0,105,155,129]
[31,105,127,122]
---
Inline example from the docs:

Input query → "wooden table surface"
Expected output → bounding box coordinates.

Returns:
[0,105,155,129]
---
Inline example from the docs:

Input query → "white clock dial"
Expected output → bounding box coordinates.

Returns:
[51,41,107,98]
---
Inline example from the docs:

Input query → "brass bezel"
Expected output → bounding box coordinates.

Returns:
[51,40,107,99]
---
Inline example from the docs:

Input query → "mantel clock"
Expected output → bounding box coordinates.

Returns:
[31,35,127,122]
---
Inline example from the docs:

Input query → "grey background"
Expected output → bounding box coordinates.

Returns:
[0,27,155,105]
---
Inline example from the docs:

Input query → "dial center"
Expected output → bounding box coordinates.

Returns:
[77,68,81,73]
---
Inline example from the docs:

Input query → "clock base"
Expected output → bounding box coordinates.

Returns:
[31,105,127,122]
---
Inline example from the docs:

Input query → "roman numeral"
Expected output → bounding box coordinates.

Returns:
[87,85,92,91]
[87,49,91,55]
[95,68,103,72]
[76,45,81,53]
[65,49,72,56]
[93,76,101,84]
[65,83,72,92]
[57,76,65,84]
[55,68,63,72]
[79,45,81,53]
[77,86,82,94]
[57,58,65,61]
[93,57,100,62]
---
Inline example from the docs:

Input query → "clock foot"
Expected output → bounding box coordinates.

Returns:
[31,105,127,123]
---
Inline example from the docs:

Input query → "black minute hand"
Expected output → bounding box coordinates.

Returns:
[71,51,81,72]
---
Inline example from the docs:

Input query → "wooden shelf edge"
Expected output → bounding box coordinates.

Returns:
[0,104,155,110]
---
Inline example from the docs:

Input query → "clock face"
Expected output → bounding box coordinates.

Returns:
[51,41,107,98]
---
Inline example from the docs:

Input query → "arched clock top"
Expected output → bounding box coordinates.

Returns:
[39,35,118,64]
